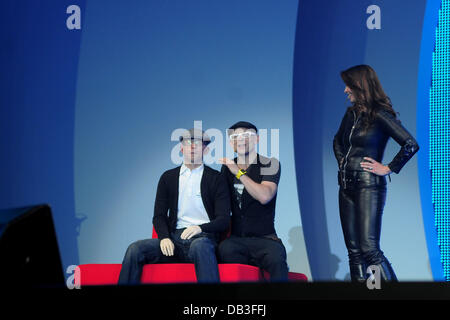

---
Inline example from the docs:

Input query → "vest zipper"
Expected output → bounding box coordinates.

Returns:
[341,110,359,189]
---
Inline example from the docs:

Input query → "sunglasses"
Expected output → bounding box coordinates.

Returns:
[229,131,257,141]
[181,139,205,146]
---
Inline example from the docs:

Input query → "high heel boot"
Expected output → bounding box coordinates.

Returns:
[350,264,366,283]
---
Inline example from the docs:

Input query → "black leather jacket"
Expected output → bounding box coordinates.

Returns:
[333,108,419,176]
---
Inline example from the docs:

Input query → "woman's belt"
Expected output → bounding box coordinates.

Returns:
[338,170,387,189]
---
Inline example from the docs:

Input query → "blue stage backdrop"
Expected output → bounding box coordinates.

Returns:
[293,0,440,280]
[0,0,447,281]
[0,0,85,274]
[73,0,311,278]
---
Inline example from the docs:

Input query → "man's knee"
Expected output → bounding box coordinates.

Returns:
[125,239,160,260]
[189,237,216,257]
[126,240,142,256]
[218,239,237,261]
[266,251,286,265]
[262,242,287,266]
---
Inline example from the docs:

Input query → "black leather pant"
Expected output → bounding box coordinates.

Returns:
[338,170,397,282]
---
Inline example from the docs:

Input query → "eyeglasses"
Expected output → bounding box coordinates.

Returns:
[181,139,205,146]
[229,131,257,141]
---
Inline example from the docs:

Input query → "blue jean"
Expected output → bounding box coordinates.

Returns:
[118,228,219,284]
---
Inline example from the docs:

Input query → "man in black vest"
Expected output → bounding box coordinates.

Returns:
[218,121,288,281]
[118,128,230,284]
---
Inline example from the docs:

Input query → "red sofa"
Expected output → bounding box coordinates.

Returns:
[78,227,307,286]
[78,262,307,286]
[78,262,266,285]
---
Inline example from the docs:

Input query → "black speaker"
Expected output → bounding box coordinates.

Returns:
[0,204,65,287]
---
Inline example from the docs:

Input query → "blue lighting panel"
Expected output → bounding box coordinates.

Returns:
[430,0,450,281]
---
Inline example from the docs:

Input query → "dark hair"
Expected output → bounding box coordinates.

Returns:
[340,64,397,131]
[228,121,258,133]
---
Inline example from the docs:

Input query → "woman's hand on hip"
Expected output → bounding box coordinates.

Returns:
[360,157,392,176]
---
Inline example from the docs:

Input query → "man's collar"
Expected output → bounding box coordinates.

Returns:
[180,163,204,175]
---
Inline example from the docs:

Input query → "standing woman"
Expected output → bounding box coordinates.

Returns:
[333,65,419,282]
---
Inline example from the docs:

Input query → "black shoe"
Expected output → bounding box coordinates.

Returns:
[350,264,366,283]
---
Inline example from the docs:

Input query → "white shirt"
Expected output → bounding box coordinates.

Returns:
[176,163,210,229]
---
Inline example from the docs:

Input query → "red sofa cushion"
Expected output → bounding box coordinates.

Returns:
[78,263,268,286]
[140,263,263,284]
[219,263,261,282]
[141,263,197,284]
[78,263,122,286]
[288,271,308,281]
[261,270,308,282]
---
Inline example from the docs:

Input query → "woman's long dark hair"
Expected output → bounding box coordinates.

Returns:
[340,65,397,131]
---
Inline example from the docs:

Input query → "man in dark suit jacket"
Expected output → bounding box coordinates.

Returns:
[118,128,230,284]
